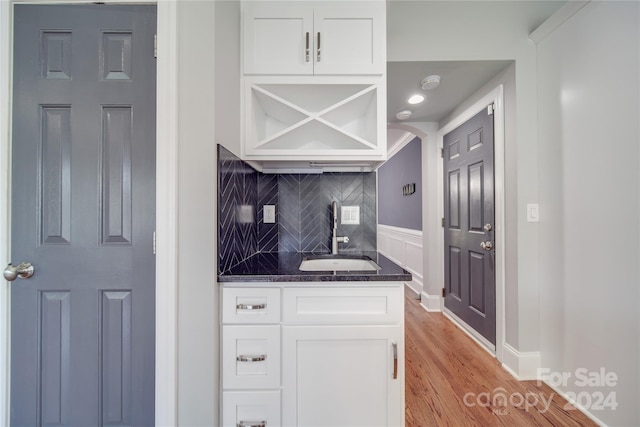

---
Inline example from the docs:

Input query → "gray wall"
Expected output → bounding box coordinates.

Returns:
[378,137,422,230]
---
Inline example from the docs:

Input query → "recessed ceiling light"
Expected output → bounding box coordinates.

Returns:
[407,94,425,104]
[396,110,412,120]
[421,75,441,90]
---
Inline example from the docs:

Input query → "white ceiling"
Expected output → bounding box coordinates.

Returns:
[386,60,513,125]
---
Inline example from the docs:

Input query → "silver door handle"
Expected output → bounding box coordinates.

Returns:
[3,262,35,281]
[480,241,493,251]
[238,422,266,427]
[483,223,492,232]
[316,32,321,62]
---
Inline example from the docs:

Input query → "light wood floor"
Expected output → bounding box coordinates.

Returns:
[404,286,598,427]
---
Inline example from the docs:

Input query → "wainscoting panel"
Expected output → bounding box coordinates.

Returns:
[377,224,423,293]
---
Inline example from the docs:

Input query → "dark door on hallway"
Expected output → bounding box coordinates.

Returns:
[10,5,156,425]
[443,106,496,345]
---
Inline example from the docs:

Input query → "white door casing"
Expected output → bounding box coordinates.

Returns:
[437,85,505,361]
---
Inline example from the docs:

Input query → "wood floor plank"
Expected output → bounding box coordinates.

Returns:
[404,286,598,427]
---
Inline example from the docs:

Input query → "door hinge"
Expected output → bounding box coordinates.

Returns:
[154,34,157,58]
[440,147,444,158]
[441,288,446,297]
[152,231,157,255]
[441,217,445,227]
[487,103,495,115]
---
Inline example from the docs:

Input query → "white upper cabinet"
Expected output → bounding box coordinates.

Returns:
[243,2,385,75]
[241,1,387,164]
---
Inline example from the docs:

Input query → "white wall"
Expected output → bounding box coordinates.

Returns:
[177,2,218,425]
[387,0,563,354]
[537,2,639,425]
[215,0,242,158]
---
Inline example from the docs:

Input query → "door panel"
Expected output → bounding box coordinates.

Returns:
[11,5,156,426]
[444,107,496,345]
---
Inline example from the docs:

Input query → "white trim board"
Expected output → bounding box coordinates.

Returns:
[0,2,179,425]
[386,130,417,160]
[529,1,590,44]
[0,2,12,423]
[537,375,609,427]
[443,307,496,356]
[419,291,442,312]
[501,343,541,380]
[437,85,506,363]
[377,224,423,295]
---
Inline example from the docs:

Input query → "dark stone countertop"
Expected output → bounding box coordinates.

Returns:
[218,251,412,283]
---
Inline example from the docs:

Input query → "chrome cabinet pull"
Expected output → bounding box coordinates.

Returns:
[316,32,321,62]
[238,421,266,427]
[236,303,266,311]
[236,354,267,362]
[305,32,310,62]
[392,343,398,380]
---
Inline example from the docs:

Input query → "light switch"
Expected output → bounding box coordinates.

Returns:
[527,203,539,223]
[263,205,276,223]
[341,206,360,225]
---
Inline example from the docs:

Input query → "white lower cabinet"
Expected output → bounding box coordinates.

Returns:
[220,283,404,427]
[282,325,403,427]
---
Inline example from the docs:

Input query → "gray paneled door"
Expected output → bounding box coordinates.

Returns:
[443,106,496,345]
[10,5,156,426]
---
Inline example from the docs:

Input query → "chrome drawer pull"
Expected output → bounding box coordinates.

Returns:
[236,354,267,362]
[238,421,266,427]
[236,303,266,310]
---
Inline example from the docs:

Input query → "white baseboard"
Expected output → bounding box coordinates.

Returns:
[443,308,496,356]
[419,291,442,312]
[539,376,609,427]
[501,342,541,380]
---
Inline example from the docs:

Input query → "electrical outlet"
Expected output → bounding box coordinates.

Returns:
[341,206,360,225]
[263,205,276,223]
[527,203,539,223]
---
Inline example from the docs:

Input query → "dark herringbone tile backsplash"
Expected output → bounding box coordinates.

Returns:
[217,145,258,274]
[217,145,377,273]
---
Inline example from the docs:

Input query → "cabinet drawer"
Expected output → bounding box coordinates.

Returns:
[222,287,281,324]
[283,287,403,325]
[222,390,281,427]
[222,325,280,389]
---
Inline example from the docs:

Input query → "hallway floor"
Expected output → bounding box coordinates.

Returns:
[404,287,597,426]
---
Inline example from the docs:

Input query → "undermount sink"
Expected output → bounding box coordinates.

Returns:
[299,255,381,272]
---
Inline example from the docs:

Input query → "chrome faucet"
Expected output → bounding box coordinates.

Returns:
[331,201,349,254]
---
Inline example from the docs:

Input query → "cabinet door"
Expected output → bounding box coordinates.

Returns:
[282,326,404,427]
[313,5,386,75]
[243,5,313,75]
